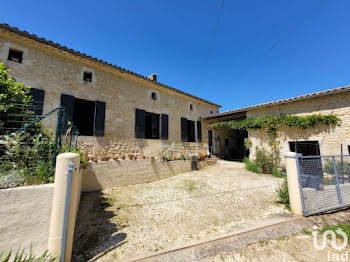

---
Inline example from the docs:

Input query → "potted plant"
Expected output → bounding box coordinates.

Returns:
[121,155,126,160]
[198,152,206,161]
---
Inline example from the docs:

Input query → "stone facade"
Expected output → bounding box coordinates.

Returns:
[247,92,350,164]
[0,29,219,158]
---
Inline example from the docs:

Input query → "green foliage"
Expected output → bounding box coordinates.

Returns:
[243,157,260,173]
[323,160,350,176]
[276,178,290,210]
[58,145,88,169]
[272,168,283,178]
[0,129,55,187]
[208,113,341,136]
[0,248,56,262]
[322,224,350,240]
[244,138,252,148]
[255,147,277,174]
[0,63,32,134]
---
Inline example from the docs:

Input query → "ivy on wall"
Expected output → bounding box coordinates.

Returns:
[208,114,341,136]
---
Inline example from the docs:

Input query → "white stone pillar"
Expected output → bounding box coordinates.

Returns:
[48,153,81,262]
[285,152,303,215]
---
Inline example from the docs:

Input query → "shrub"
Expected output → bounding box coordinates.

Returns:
[243,158,260,173]
[0,169,25,189]
[255,147,276,174]
[276,178,290,210]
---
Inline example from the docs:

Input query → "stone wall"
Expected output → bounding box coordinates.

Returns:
[0,30,219,158]
[82,158,215,191]
[247,92,350,164]
[0,184,54,255]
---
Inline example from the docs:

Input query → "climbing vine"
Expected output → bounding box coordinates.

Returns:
[208,114,341,136]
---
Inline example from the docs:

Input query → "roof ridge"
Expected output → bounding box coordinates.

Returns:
[0,23,221,107]
[203,84,350,119]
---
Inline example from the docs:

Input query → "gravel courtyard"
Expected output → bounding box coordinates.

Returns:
[72,160,289,261]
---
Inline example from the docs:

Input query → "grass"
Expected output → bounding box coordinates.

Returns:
[243,158,260,174]
[302,229,312,235]
[272,168,283,178]
[322,224,350,240]
[183,180,197,192]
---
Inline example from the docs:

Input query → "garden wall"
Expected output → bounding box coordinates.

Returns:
[0,184,54,255]
[82,159,215,192]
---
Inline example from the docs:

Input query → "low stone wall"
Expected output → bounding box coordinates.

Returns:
[0,184,54,255]
[82,159,215,192]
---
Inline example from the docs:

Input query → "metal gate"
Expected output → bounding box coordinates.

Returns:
[297,154,350,216]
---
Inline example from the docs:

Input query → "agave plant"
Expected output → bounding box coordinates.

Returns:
[0,248,56,262]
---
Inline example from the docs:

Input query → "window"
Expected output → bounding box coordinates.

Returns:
[189,104,193,111]
[181,118,196,142]
[28,88,45,115]
[151,92,157,100]
[289,141,320,156]
[60,94,106,136]
[210,110,213,114]
[8,49,23,63]
[187,120,195,142]
[197,121,202,142]
[83,72,92,82]
[135,109,168,140]
[145,112,160,139]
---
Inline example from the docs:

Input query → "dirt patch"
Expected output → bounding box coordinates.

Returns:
[72,192,127,261]
[206,232,349,262]
[73,161,288,261]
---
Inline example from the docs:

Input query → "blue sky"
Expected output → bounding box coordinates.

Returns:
[1,0,349,111]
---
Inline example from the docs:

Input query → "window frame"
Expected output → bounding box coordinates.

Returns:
[83,71,93,82]
[151,92,157,100]
[7,49,23,63]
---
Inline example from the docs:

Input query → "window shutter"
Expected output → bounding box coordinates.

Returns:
[135,109,146,138]
[181,117,188,142]
[60,94,75,120]
[197,121,202,142]
[94,101,106,137]
[28,88,45,115]
[161,114,168,140]
[60,94,75,135]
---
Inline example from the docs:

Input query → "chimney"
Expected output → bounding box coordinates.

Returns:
[148,73,157,82]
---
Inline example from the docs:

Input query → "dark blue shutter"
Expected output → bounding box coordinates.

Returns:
[94,101,106,137]
[161,114,168,140]
[28,88,45,115]
[197,121,202,142]
[60,94,75,135]
[135,109,146,138]
[181,117,188,142]
[60,94,75,120]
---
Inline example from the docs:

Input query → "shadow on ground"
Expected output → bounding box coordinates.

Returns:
[72,192,126,262]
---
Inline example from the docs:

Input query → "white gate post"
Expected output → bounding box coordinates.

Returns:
[48,153,81,262]
[285,152,303,215]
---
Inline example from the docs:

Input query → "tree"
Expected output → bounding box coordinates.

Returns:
[0,63,32,135]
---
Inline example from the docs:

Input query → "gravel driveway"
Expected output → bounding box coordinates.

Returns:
[72,160,288,261]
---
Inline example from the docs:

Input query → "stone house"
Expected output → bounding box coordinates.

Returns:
[0,24,221,159]
[202,86,350,163]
